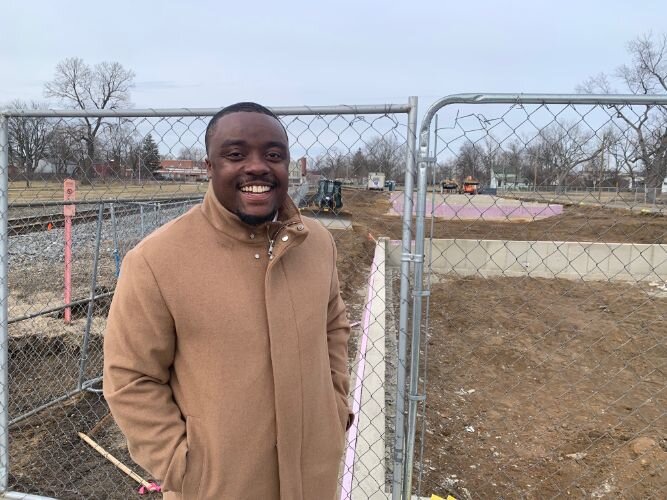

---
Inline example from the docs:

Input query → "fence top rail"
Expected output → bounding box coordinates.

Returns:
[419,92,667,146]
[0,102,414,119]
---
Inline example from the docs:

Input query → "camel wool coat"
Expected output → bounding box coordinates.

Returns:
[103,186,352,499]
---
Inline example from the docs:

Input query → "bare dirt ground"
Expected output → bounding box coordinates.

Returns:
[348,191,666,498]
[7,189,666,499]
[410,276,667,499]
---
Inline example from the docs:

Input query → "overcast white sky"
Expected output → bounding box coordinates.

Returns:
[1,0,665,113]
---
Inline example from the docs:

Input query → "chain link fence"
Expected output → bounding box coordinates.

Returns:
[405,94,667,499]
[0,102,419,499]
[2,94,665,500]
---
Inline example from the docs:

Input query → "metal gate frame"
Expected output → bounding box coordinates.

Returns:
[400,92,667,499]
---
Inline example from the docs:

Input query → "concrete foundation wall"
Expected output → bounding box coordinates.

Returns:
[386,239,667,282]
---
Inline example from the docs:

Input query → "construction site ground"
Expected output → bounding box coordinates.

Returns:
[340,190,667,499]
[7,189,667,499]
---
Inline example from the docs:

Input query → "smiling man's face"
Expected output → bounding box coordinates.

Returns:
[205,111,290,225]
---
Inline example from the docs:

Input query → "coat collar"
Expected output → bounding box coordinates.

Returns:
[200,183,309,246]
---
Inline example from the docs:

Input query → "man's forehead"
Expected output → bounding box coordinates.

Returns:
[213,112,287,142]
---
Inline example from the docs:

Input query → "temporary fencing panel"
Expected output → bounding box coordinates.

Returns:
[406,94,667,500]
[0,102,419,499]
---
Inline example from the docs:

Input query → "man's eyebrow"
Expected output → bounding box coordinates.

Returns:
[218,139,247,148]
[265,141,288,150]
[217,140,287,149]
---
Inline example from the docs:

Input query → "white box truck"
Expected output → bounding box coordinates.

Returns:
[368,172,386,190]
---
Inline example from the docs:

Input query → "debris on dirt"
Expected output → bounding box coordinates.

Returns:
[629,436,657,456]
[590,478,616,498]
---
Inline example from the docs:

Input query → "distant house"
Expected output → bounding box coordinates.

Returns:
[289,157,307,185]
[93,163,114,178]
[160,160,198,170]
[493,171,530,189]
[154,159,207,181]
[34,159,77,176]
[626,176,645,189]
[629,176,667,191]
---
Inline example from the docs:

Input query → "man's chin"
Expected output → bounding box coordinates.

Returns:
[236,211,276,226]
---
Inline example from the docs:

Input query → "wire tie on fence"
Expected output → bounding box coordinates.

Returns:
[401,252,424,263]
[408,393,427,402]
[412,290,431,297]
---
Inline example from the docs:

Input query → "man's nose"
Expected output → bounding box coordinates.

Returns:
[243,153,271,174]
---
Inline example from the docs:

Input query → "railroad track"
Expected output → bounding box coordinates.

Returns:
[8,200,199,235]
[9,207,131,235]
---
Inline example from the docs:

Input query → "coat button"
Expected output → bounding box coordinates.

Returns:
[254,253,260,259]
[296,224,304,231]
[281,235,289,242]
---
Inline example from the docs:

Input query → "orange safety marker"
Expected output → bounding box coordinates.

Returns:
[64,179,76,323]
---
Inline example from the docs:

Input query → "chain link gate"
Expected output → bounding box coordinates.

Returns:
[404,94,667,499]
[0,101,420,499]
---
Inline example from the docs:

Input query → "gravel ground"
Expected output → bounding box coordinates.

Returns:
[9,200,200,269]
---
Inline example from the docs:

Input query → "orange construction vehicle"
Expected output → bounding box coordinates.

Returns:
[460,176,480,195]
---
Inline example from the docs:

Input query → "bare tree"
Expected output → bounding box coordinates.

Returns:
[349,148,369,180]
[177,146,207,168]
[48,124,87,176]
[363,135,406,180]
[101,120,139,178]
[314,150,350,179]
[479,136,503,184]
[499,140,526,187]
[454,142,482,181]
[527,123,607,189]
[6,100,53,187]
[578,33,667,197]
[44,57,135,182]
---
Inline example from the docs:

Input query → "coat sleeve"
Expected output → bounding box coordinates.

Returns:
[103,249,187,492]
[326,234,354,430]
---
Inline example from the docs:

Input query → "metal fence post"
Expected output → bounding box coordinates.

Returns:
[77,203,104,390]
[392,96,418,500]
[0,114,10,492]
[402,121,430,500]
[110,203,120,278]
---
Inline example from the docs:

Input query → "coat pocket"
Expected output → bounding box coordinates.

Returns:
[337,399,350,435]
[182,416,206,500]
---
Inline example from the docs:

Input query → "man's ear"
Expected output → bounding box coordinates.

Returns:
[205,157,212,178]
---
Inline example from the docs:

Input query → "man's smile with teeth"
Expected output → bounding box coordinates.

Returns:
[241,185,272,193]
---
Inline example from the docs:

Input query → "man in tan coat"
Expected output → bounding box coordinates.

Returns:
[103,102,353,499]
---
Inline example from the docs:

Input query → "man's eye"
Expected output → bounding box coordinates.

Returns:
[267,152,283,160]
[225,151,243,159]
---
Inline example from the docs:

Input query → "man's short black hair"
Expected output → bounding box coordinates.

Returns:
[204,102,286,155]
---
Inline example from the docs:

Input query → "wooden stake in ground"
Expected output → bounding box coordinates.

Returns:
[77,432,160,492]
